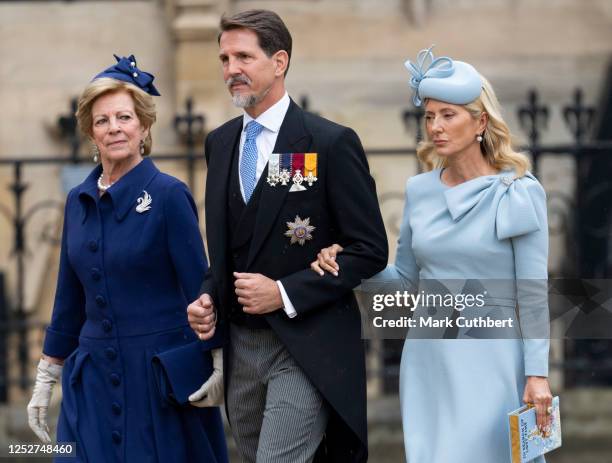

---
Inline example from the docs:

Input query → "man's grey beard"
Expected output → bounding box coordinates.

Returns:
[226,75,271,109]
[231,93,260,108]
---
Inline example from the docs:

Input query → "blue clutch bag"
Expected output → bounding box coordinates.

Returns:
[152,340,213,407]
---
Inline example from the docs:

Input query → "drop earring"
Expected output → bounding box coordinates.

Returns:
[140,139,145,155]
[476,134,483,142]
[92,145,100,163]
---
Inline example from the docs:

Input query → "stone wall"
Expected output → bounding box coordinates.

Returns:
[0,0,176,316]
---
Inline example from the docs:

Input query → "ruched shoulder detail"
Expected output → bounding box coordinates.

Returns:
[444,171,544,240]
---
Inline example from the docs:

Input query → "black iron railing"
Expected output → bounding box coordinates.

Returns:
[1,88,612,398]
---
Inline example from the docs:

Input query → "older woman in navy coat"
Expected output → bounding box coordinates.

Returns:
[26,55,228,463]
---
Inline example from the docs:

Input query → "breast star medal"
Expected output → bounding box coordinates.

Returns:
[135,190,152,213]
[284,215,315,246]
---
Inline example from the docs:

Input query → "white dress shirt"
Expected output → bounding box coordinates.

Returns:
[239,92,297,319]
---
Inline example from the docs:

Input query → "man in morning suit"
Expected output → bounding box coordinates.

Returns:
[187,9,388,462]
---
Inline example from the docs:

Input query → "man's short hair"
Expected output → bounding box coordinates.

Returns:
[219,9,292,76]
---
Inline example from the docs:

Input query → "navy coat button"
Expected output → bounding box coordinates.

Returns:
[95,295,106,307]
[111,430,122,444]
[88,240,98,252]
[102,319,112,332]
[111,402,122,415]
[110,373,121,386]
[105,347,117,360]
[91,268,101,281]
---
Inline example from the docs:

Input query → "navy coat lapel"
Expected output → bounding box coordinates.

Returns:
[247,100,312,268]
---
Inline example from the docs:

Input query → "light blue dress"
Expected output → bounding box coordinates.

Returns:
[373,168,549,463]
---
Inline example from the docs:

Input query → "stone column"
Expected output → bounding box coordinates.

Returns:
[165,0,235,134]
[402,0,428,26]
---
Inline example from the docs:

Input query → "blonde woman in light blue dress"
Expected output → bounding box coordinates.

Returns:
[311,48,554,462]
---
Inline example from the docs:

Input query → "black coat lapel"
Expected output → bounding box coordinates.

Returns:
[206,117,242,285]
[247,100,312,268]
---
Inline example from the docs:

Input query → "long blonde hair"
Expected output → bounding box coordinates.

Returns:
[417,76,530,177]
[76,77,157,156]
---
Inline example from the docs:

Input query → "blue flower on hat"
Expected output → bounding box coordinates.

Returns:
[404,46,454,107]
[94,54,161,96]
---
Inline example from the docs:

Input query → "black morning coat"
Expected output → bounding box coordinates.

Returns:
[200,99,388,462]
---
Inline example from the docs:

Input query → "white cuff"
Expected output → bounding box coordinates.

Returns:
[276,281,297,318]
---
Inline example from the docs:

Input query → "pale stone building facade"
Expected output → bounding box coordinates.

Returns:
[1,0,612,457]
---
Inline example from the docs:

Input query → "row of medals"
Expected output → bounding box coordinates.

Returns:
[266,154,317,191]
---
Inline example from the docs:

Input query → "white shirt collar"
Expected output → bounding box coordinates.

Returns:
[242,92,290,134]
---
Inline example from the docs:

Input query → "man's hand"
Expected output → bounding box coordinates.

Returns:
[187,293,216,340]
[234,272,283,315]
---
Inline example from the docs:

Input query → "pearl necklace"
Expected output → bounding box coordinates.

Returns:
[97,173,114,192]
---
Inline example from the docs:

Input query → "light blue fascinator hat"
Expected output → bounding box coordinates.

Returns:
[405,46,483,107]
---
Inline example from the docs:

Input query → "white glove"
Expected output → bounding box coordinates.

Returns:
[27,358,63,443]
[189,348,223,407]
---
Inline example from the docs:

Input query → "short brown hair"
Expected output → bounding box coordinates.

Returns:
[76,77,157,156]
[219,9,292,76]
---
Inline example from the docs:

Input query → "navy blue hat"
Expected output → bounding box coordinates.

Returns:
[94,54,161,96]
[405,46,482,107]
